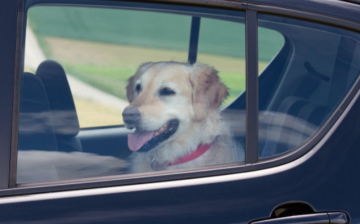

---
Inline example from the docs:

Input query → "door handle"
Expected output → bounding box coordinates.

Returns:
[250,212,348,224]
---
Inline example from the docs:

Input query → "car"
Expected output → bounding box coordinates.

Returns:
[0,0,359,223]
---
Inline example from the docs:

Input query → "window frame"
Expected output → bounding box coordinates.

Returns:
[0,0,19,190]
[1,0,360,196]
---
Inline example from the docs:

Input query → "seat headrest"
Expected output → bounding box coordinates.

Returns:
[36,60,80,137]
[18,72,58,151]
[18,72,60,183]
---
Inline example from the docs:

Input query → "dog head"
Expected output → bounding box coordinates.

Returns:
[123,61,228,153]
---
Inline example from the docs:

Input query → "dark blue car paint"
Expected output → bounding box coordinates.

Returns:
[0,0,360,223]
[0,0,18,189]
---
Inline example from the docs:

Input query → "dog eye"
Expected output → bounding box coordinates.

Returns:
[159,87,175,96]
[136,84,141,92]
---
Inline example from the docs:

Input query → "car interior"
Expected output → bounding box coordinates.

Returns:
[256,15,360,157]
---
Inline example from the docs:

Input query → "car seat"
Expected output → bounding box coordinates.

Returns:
[17,72,59,182]
[36,60,82,152]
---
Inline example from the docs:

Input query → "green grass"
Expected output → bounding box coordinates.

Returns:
[27,5,282,114]
[36,36,248,103]
[64,63,135,100]
[25,5,285,128]
[28,6,284,61]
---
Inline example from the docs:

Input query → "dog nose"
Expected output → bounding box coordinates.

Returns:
[122,107,141,125]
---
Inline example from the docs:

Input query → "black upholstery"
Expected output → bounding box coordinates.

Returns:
[18,72,58,152]
[17,72,60,183]
[36,60,82,152]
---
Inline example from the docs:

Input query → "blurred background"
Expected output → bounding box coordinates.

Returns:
[24,6,284,128]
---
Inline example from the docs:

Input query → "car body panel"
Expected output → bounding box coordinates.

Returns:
[0,0,18,189]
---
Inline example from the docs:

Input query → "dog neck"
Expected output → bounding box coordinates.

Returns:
[149,112,224,163]
[151,141,214,171]
[168,141,214,166]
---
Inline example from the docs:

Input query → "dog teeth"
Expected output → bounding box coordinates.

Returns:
[154,123,169,137]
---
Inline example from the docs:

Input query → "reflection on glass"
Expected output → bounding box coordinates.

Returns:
[18,151,127,183]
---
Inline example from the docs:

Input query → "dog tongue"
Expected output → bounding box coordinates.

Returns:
[128,131,155,151]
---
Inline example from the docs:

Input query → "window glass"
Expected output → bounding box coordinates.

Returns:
[197,17,246,106]
[26,6,191,128]
[19,5,246,183]
[258,14,360,158]
[258,27,285,74]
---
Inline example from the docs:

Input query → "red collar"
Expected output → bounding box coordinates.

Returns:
[168,142,214,166]
[151,142,214,171]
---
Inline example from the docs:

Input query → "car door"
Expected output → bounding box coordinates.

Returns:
[0,0,360,223]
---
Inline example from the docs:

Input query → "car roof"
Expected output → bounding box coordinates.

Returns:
[150,0,360,25]
[243,0,360,24]
[21,0,360,25]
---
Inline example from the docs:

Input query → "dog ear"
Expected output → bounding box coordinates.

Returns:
[190,63,229,121]
[126,62,151,103]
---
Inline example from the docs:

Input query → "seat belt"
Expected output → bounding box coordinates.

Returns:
[328,36,357,112]
[294,62,330,99]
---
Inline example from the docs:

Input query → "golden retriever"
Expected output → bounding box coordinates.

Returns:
[122,61,243,172]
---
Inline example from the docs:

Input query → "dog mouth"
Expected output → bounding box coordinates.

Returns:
[127,119,179,152]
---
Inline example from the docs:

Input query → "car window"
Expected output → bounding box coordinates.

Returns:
[197,17,245,106]
[19,5,246,183]
[25,6,191,128]
[25,6,246,128]
[258,14,360,158]
[258,27,285,74]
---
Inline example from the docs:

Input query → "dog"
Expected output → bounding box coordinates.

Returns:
[122,61,243,173]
